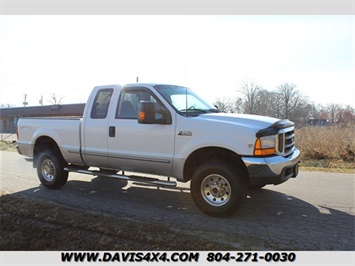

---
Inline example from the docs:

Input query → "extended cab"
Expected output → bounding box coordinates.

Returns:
[17,83,300,216]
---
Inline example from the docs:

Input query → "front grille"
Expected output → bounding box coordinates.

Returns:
[277,127,295,157]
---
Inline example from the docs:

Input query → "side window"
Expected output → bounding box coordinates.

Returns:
[116,91,140,119]
[116,88,165,119]
[90,89,113,119]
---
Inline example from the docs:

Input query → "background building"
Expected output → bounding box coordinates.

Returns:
[0,104,85,134]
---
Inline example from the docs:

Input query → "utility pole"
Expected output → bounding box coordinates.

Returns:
[39,95,43,106]
[23,94,28,107]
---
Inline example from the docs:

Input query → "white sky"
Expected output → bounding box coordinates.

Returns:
[0,15,354,107]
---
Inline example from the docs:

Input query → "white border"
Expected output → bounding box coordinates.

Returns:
[0,1,354,266]
[1,251,355,265]
[0,0,354,15]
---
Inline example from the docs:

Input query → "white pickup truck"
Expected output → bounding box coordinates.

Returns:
[17,83,300,217]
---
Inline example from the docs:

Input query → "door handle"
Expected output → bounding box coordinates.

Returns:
[109,126,116,137]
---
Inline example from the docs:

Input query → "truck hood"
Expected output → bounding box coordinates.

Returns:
[198,112,280,130]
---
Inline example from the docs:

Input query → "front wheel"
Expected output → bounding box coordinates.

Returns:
[190,160,248,217]
[37,151,68,189]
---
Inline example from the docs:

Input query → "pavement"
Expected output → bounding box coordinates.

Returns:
[1,150,354,250]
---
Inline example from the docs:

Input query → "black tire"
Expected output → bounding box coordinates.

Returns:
[190,160,248,217]
[37,151,68,189]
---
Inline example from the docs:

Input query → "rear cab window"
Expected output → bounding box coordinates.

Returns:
[90,89,113,119]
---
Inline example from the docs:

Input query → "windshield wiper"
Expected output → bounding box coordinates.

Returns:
[206,108,220,113]
[179,108,220,116]
[179,108,208,113]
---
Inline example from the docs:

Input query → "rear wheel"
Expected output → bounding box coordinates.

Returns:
[190,160,247,217]
[37,151,68,189]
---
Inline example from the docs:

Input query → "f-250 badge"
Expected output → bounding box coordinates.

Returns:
[178,131,192,136]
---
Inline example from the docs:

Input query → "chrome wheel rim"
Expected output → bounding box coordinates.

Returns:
[41,159,56,182]
[201,174,231,206]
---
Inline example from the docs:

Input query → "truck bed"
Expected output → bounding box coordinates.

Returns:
[17,117,83,165]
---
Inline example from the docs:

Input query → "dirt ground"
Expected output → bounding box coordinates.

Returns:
[0,190,233,250]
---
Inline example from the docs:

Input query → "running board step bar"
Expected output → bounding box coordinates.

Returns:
[64,166,177,187]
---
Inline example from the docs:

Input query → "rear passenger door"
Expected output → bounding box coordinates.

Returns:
[107,87,175,176]
[82,87,114,168]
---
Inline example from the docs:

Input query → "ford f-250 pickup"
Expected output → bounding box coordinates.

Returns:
[17,83,300,217]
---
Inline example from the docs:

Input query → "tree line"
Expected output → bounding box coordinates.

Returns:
[213,79,355,127]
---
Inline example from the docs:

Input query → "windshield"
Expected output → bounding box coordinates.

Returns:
[154,85,218,116]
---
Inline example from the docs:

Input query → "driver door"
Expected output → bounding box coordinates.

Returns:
[107,87,175,176]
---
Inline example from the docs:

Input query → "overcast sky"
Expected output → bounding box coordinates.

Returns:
[0,15,354,107]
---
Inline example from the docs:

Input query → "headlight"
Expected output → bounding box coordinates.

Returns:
[254,135,276,156]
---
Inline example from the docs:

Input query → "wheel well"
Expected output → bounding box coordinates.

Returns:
[33,136,63,167]
[183,147,248,182]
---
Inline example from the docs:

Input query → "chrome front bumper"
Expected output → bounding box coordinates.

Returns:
[242,148,301,186]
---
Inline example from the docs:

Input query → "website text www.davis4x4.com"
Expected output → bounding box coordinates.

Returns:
[61,251,297,263]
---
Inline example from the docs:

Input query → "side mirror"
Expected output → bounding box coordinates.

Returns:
[138,101,172,125]
[138,101,156,124]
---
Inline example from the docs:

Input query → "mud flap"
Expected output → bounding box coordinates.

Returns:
[292,163,299,177]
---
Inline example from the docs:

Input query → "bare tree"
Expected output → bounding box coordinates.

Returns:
[0,104,15,108]
[326,103,340,124]
[308,103,326,120]
[232,97,244,114]
[337,105,355,124]
[297,102,313,127]
[254,89,275,117]
[214,97,234,113]
[275,83,304,119]
[48,93,64,105]
[238,79,262,114]
[214,97,244,113]
[213,79,355,127]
